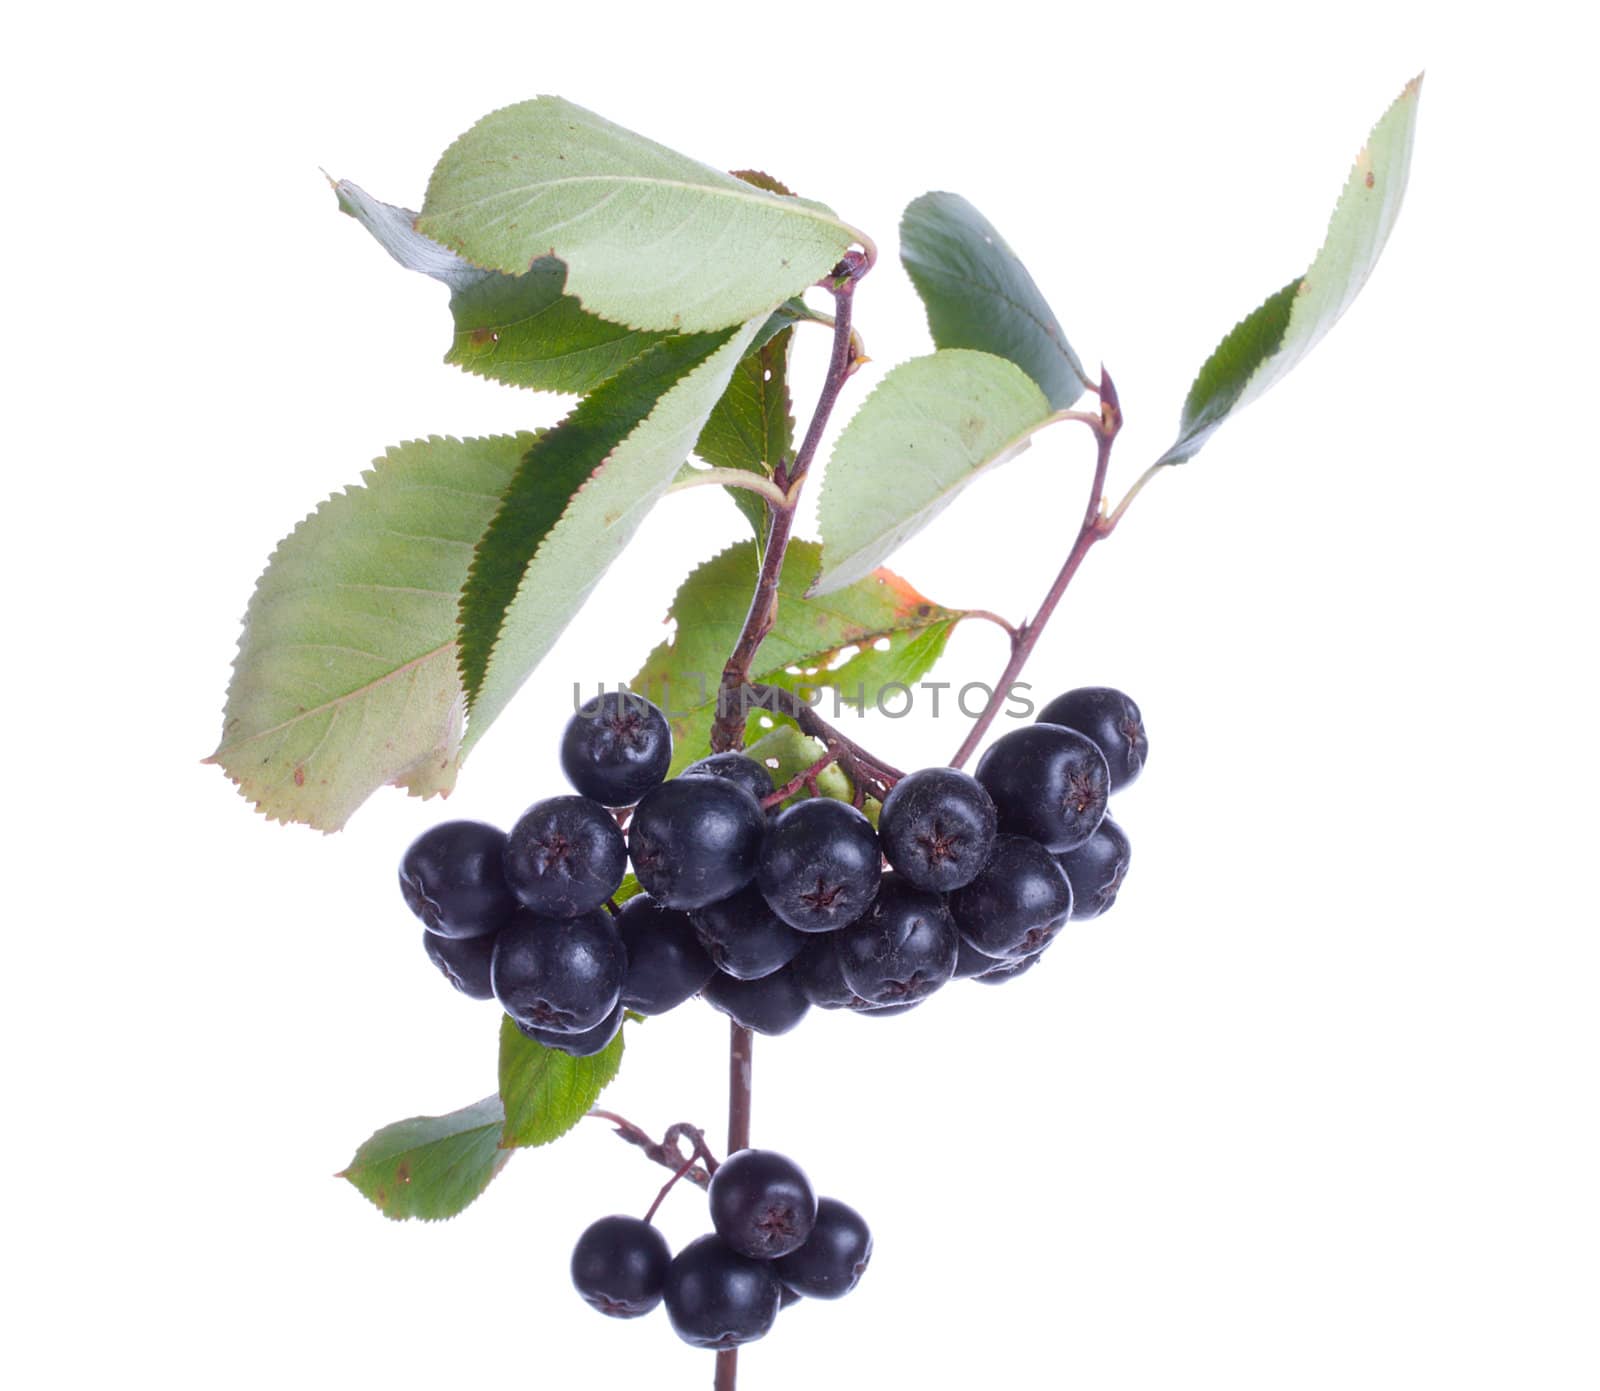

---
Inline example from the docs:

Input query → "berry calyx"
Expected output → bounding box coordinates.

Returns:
[975,723,1110,852]
[629,777,766,910]
[421,928,497,999]
[399,820,519,939]
[709,1149,818,1260]
[1056,816,1132,919]
[520,1000,625,1057]
[662,1234,783,1349]
[876,767,997,892]
[681,751,776,803]
[692,883,804,981]
[503,795,627,917]
[701,967,811,1036]
[615,894,717,1015]
[560,691,673,807]
[834,873,960,1007]
[948,834,1073,959]
[1036,686,1148,791]
[774,1197,873,1299]
[571,1214,672,1319]
[491,908,625,1033]
[757,798,881,933]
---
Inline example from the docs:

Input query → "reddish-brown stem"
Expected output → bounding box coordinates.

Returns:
[709,256,866,755]
[761,752,839,807]
[585,1110,716,1189]
[707,252,870,1391]
[644,1152,700,1225]
[740,683,903,802]
[949,370,1123,769]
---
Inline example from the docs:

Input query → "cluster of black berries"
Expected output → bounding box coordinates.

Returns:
[572,1149,870,1350]
[399,684,1144,1045]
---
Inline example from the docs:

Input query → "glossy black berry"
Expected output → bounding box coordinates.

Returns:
[560,691,673,807]
[975,723,1110,852]
[834,873,959,1007]
[491,908,625,1033]
[1036,686,1148,791]
[774,1197,872,1300]
[692,884,804,981]
[948,834,1073,960]
[399,820,519,939]
[974,949,1046,985]
[790,935,861,1009]
[709,1149,818,1260]
[571,1215,672,1318]
[757,798,881,933]
[615,894,717,1015]
[520,999,625,1057]
[1057,817,1132,919]
[503,796,627,917]
[421,929,497,999]
[629,777,766,911]
[681,751,775,803]
[877,767,997,892]
[663,1234,783,1349]
[702,966,811,1036]
[952,934,1004,980]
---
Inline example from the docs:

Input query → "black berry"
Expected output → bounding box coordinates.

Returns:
[948,834,1073,959]
[1036,686,1148,791]
[974,950,1046,985]
[571,1215,672,1318]
[629,777,766,911]
[692,884,804,981]
[975,723,1110,852]
[952,934,1004,980]
[790,935,862,1009]
[421,928,497,999]
[834,873,959,1007]
[681,751,775,803]
[709,1149,818,1260]
[702,966,811,1036]
[774,1197,872,1299]
[615,894,717,1015]
[877,767,997,892]
[399,820,519,939]
[757,798,881,933]
[520,1000,625,1057]
[1057,817,1132,919]
[503,796,627,917]
[663,1234,783,1349]
[491,908,625,1033]
[560,691,673,807]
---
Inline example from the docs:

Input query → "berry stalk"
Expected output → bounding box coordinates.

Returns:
[949,369,1124,769]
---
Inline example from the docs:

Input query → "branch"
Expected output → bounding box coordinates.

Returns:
[949,369,1124,769]
[740,683,903,803]
[709,253,869,755]
[585,1110,717,1190]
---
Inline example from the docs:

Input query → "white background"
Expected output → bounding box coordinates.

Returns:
[5,2,1596,1388]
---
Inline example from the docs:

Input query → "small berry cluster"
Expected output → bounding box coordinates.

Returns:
[399,686,1145,1044]
[572,1148,870,1350]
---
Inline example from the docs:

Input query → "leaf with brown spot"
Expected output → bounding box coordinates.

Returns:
[339,1095,510,1222]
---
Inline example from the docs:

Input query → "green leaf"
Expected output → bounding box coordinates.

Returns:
[339,1095,511,1221]
[693,327,796,541]
[498,1014,625,1149]
[418,97,868,332]
[1158,75,1423,466]
[334,178,665,395]
[630,538,967,773]
[741,725,854,805]
[458,318,765,755]
[209,434,530,830]
[812,350,1055,595]
[900,192,1088,410]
